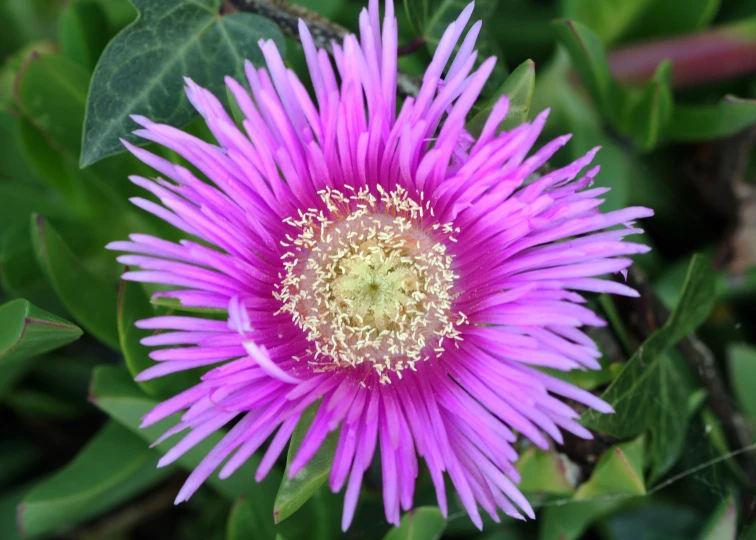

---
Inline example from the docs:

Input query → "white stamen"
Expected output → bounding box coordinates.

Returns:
[275,186,464,384]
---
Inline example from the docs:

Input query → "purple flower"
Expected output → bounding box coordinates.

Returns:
[108,0,652,530]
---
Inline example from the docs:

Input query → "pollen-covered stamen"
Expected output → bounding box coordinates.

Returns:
[276,186,463,382]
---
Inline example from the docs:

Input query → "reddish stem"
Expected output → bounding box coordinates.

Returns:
[608,21,756,89]
[397,37,426,57]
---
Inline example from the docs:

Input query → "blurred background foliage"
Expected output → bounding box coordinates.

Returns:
[1,0,756,538]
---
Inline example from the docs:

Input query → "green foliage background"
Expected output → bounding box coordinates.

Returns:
[1,0,756,538]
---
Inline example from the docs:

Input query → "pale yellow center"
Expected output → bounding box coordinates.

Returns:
[275,186,464,383]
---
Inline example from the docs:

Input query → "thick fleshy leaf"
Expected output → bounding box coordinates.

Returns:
[57,1,110,71]
[698,495,737,540]
[1,225,46,300]
[583,254,716,482]
[403,0,507,94]
[31,215,120,350]
[539,57,630,212]
[118,278,200,397]
[560,0,653,45]
[80,0,286,166]
[0,299,82,397]
[574,437,646,499]
[13,52,154,239]
[664,96,756,142]
[89,365,282,504]
[728,345,756,419]
[0,483,32,540]
[150,295,227,317]
[539,498,625,540]
[553,19,622,123]
[517,448,576,495]
[17,421,171,536]
[0,441,41,490]
[383,507,446,540]
[604,504,704,540]
[227,496,278,540]
[626,0,721,40]
[623,60,673,151]
[274,400,340,523]
[467,59,535,137]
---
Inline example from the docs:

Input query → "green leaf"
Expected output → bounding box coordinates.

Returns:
[622,0,722,40]
[516,448,576,495]
[274,400,339,523]
[559,0,654,45]
[58,1,111,71]
[31,215,120,350]
[0,1,61,58]
[18,421,171,536]
[604,504,704,540]
[404,0,508,94]
[81,0,286,166]
[383,507,446,540]
[537,54,629,212]
[0,299,82,396]
[623,60,674,151]
[118,278,200,397]
[727,345,756,419]
[583,254,716,482]
[0,483,33,540]
[13,52,154,236]
[14,52,90,161]
[0,440,42,489]
[227,496,278,540]
[553,20,622,123]
[6,389,82,420]
[574,437,646,499]
[664,96,756,142]
[89,365,283,505]
[539,498,625,540]
[150,295,228,316]
[116,278,158,392]
[0,223,64,314]
[467,59,535,137]
[697,495,737,540]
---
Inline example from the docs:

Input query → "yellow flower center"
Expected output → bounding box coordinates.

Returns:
[276,186,464,382]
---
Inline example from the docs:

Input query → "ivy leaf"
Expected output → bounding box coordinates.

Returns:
[516,447,576,496]
[383,507,446,540]
[583,254,716,482]
[81,0,286,166]
[17,421,171,536]
[0,299,82,397]
[574,437,646,499]
[466,59,535,136]
[274,400,340,523]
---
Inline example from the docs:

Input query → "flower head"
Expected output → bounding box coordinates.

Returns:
[108,0,652,530]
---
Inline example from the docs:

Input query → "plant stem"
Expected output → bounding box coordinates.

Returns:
[609,19,756,89]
